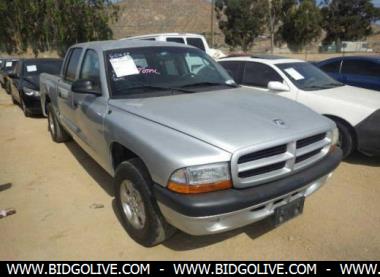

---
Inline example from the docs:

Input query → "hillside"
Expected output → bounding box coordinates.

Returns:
[111,0,223,45]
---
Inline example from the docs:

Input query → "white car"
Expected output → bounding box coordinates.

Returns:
[124,33,226,59]
[218,55,380,158]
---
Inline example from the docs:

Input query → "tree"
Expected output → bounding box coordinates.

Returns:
[0,0,119,57]
[215,0,269,51]
[321,0,378,50]
[276,0,322,52]
[268,0,297,53]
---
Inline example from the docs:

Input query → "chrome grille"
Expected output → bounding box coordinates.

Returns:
[232,132,331,188]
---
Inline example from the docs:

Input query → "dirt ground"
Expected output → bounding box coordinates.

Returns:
[0,88,379,261]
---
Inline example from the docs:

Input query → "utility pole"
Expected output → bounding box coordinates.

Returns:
[211,0,215,48]
[268,0,274,54]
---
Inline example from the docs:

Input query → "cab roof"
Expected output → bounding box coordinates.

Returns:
[72,39,193,52]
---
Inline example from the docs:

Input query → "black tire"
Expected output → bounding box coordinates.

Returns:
[115,158,176,247]
[335,120,354,159]
[11,95,17,104]
[47,103,71,143]
[20,96,32,117]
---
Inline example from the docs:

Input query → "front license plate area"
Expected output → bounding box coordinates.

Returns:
[274,197,305,226]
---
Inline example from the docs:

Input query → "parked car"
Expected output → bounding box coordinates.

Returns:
[9,58,62,117]
[316,56,380,91]
[40,40,341,246]
[124,33,226,59]
[0,59,18,93]
[218,55,380,158]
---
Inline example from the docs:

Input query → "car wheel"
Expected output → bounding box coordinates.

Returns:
[11,95,16,104]
[20,97,31,117]
[47,103,70,143]
[335,120,354,159]
[115,158,176,247]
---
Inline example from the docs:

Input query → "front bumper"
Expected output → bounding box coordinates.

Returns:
[355,110,380,156]
[23,95,42,114]
[154,149,342,235]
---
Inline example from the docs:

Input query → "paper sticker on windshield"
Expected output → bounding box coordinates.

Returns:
[284,68,304,80]
[5,62,12,67]
[26,65,37,72]
[110,55,139,77]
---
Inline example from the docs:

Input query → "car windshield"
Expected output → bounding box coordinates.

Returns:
[277,62,343,91]
[23,60,62,76]
[105,46,236,98]
[5,60,18,72]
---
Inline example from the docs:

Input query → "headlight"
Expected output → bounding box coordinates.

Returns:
[24,87,40,96]
[168,162,232,194]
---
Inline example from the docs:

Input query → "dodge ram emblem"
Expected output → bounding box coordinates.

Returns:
[273,119,286,127]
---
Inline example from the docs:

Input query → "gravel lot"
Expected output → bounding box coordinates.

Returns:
[0,88,379,260]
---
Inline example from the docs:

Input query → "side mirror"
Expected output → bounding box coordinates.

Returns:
[267,81,289,92]
[72,79,101,96]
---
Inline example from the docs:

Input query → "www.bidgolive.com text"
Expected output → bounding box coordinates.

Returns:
[4,262,380,275]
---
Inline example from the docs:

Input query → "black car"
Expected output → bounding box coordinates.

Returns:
[0,59,19,93]
[10,58,62,116]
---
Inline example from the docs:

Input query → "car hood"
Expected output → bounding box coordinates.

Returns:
[312,85,380,111]
[109,88,333,153]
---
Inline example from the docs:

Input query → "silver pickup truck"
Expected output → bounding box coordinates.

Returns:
[40,40,342,247]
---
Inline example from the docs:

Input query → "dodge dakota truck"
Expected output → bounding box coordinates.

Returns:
[40,40,342,247]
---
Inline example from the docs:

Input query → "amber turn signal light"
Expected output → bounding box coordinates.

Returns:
[168,180,232,194]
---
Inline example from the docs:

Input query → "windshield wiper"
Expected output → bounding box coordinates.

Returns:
[323,83,343,88]
[180,82,238,88]
[128,84,193,94]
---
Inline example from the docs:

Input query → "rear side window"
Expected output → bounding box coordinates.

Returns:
[166,37,185,44]
[320,60,341,73]
[243,62,283,88]
[64,48,83,82]
[219,61,243,83]
[342,60,380,77]
[187,38,206,51]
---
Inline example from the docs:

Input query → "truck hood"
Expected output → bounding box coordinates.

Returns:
[109,88,333,153]
[312,85,380,111]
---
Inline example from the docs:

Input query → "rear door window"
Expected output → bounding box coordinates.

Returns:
[166,37,185,44]
[186,38,206,51]
[219,61,243,83]
[242,62,283,88]
[342,60,380,77]
[64,48,83,82]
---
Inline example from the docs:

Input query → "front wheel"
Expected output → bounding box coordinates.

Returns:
[335,120,354,159]
[20,96,31,117]
[115,158,175,247]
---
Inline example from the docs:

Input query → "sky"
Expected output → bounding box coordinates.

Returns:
[316,0,380,7]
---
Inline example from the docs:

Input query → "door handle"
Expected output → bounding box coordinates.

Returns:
[58,89,69,99]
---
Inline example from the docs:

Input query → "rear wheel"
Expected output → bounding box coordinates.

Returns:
[47,103,70,143]
[115,158,176,247]
[334,120,354,159]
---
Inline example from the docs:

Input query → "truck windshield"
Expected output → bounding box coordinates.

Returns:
[277,62,343,91]
[105,46,235,98]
